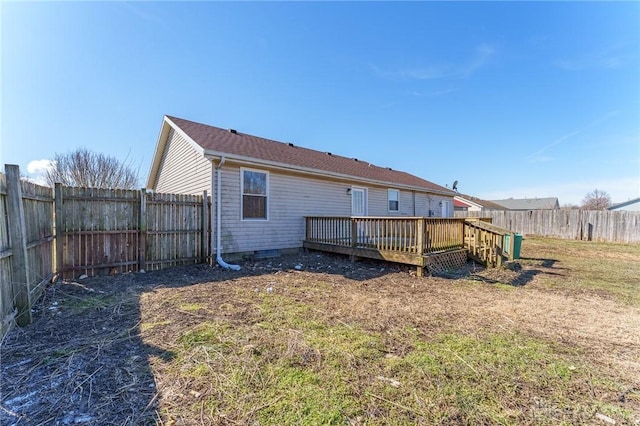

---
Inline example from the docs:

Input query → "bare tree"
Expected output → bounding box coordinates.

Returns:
[44,148,139,189]
[581,189,611,210]
[561,203,580,210]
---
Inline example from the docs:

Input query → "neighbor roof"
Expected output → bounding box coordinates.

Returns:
[454,194,506,210]
[158,115,454,195]
[490,197,559,210]
[608,197,640,210]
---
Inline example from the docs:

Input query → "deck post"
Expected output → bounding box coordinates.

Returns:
[350,218,358,262]
[416,218,425,277]
[304,217,310,241]
[416,218,424,255]
[508,231,516,261]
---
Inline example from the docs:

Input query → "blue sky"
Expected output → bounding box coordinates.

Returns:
[1,1,638,205]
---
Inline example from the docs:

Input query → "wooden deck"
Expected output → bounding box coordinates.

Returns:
[303,216,518,276]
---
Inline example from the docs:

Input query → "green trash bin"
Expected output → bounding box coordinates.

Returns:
[504,233,522,260]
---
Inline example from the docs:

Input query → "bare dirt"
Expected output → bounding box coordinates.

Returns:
[1,251,639,425]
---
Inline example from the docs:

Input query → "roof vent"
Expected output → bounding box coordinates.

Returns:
[387,167,392,170]
[326,152,332,156]
[288,142,294,147]
[353,158,358,162]
[228,129,237,134]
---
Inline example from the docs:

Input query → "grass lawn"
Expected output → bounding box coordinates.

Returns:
[2,237,638,425]
[140,237,640,425]
[520,237,640,305]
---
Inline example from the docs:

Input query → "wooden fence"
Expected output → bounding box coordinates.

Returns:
[455,210,640,243]
[1,164,210,341]
[55,185,209,278]
[1,165,55,339]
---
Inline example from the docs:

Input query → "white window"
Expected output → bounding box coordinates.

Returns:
[241,168,268,220]
[388,189,399,212]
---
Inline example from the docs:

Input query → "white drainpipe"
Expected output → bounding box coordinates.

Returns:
[214,157,241,271]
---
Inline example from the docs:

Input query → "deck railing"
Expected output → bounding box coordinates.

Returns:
[464,218,515,267]
[304,216,516,268]
[305,216,466,255]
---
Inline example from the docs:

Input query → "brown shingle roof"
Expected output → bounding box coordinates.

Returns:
[167,116,453,195]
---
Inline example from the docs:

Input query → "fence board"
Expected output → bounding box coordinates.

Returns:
[0,172,14,339]
[55,187,208,279]
[145,192,204,271]
[456,210,640,243]
[58,186,140,278]
[2,167,211,340]
[20,179,54,302]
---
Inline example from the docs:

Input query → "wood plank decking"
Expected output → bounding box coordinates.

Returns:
[303,216,518,276]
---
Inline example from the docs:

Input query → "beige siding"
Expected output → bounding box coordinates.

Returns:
[154,129,211,195]
[215,165,454,254]
[217,166,351,253]
[367,188,387,216]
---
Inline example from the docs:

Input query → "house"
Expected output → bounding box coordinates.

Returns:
[490,197,560,210]
[608,197,640,211]
[454,194,506,213]
[147,116,456,262]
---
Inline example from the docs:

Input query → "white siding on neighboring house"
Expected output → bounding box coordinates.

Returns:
[154,129,211,195]
[609,200,640,211]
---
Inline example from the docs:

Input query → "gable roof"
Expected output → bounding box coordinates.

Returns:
[608,197,640,210]
[490,197,559,210]
[149,115,454,195]
[454,194,506,210]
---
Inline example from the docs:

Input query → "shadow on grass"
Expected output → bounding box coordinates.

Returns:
[0,252,409,425]
[472,256,566,287]
[0,250,567,424]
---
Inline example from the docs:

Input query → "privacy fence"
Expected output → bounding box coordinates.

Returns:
[455,209,640,243]
[1,165,209,340]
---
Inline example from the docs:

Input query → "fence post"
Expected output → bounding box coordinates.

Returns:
[201,190,208,263]
[139,189,147,271]
[54,183,64,278]
[5,165,32,326]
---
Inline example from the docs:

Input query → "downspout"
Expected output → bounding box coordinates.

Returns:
[214,157,241,271]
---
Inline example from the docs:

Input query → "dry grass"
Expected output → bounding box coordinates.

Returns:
[139,238,640,424]
[1,237,639,425]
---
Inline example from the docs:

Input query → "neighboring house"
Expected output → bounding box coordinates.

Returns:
[147,115,456,259]
[608,197,640,211]
[454,194,506,213]
[490,197,560,210]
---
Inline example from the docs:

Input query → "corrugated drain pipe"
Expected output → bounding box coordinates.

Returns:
[214,157,241,271]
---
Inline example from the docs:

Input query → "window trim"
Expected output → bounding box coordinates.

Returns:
[388,188,400,212]
[240,167,269,221]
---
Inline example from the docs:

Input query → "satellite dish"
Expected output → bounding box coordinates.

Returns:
[452,180,458,192]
